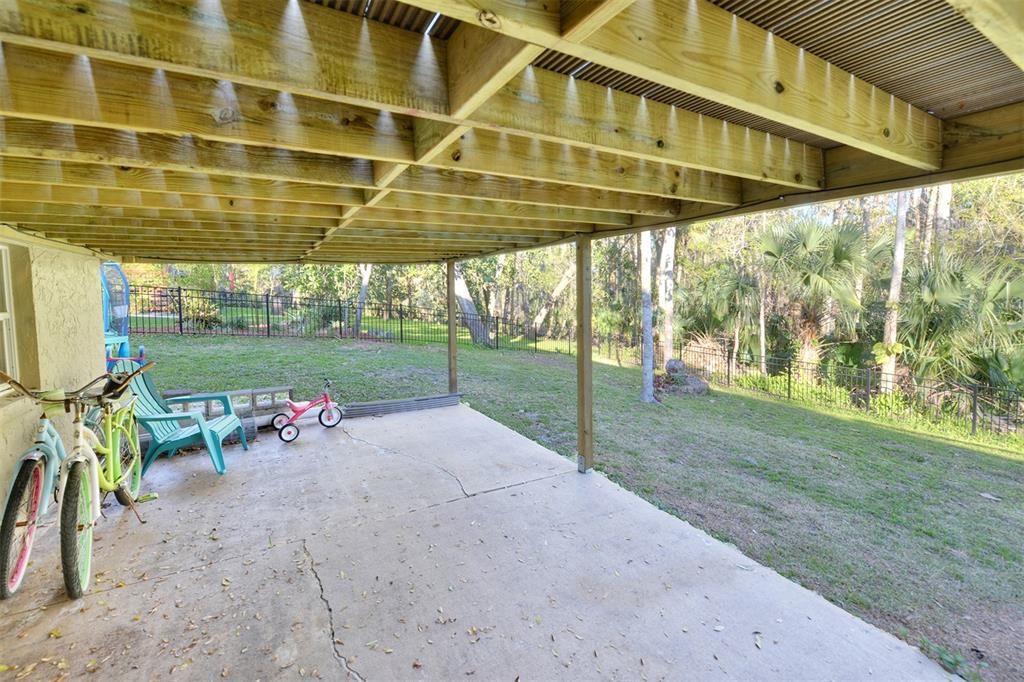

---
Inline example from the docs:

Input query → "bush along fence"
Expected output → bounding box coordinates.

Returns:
[679,345,1022,444]
[129,285,539,352]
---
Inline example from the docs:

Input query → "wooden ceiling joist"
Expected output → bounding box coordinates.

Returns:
[0,118,376,189]
[399,0,942,169]
[0,0,1018,264]
[388,167,679,216]
[0,2,819,194]
[946,1,1024,71]
[0,155,367,207]
[0,182,348,219]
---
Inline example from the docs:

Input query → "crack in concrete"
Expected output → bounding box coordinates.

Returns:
[302,540,365,682]
[341,426,471,498]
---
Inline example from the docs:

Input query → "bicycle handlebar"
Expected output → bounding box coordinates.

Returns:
[0,361,155,406]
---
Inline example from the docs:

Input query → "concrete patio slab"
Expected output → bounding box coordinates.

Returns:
[0,404,948,681]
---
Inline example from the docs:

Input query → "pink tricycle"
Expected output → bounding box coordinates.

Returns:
[272,379,342,442]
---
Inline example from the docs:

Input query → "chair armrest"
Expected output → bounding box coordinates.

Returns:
[137,411,205,425]
[165,393,236,416]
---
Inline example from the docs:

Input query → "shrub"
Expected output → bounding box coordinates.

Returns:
[183,297,221,330]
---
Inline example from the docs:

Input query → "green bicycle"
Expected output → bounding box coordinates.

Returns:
[0,363,153,599]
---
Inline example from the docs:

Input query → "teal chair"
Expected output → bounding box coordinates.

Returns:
[112,361,248,475]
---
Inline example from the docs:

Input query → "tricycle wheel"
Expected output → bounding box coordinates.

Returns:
[279,424,300,443]
[319,406,342,428]
[271,413,291,430]
[0,459,45,599]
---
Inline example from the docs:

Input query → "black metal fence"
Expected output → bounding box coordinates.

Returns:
[129,285,538,352]
[680,345,1023,442]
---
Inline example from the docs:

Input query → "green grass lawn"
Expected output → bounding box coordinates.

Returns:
[134,333,1023,680]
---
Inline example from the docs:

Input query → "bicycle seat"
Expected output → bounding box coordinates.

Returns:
[286,399,312,411]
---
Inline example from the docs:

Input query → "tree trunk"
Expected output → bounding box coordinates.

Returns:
[881,191,910,393]
[640,231,656,403]
[454,262,492,346]
[923,186,938,262]
[490,254,505,319]
[533,263,575,332]
[758,284,767,373]
[849,196,871,337]
[354,263,372,337]
[934,183,952,254]
[657,227,677,365]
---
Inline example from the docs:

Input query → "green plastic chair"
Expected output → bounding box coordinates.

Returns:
[112,360,248,475]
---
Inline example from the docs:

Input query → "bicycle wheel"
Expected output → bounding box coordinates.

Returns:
[113,420,142,506]
[271,412,291,430]
[278,424,300,442]
[60,461,93,599]
[0,459,45,599]
[318,406,342,428]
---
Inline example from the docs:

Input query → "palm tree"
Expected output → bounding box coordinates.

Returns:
[760,218,876,366]
[899,254,1024,385]
[704,264,760,366]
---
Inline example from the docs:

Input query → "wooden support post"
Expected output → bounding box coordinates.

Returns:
[576,236,593,473]
[447,260,458,394]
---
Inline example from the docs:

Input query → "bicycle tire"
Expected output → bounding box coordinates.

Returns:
[0,459,45,599]
[60,461,93,599]
[318,406,342,428]
[271,412,291,430]
[114,420,142,506]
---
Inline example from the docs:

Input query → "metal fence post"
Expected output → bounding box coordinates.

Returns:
[865,369,872,413]
[786,358,792,400]
[176,287,184,335]
[265,293,272,337]
[399,304,405,343]
[534,325,538,352]
[494,317,500,350]
[971,384,979,435]
[726,347,733,387]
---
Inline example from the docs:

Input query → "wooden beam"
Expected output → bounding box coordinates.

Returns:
[16,221,322,236]
[576,234,593,473]
[447,261,457,393]
[0,156,366,206]
[0,119,681,217]
[390,167,680,216]
[0,215,334,231]
[0,182,346,219]
[400,0,942,169]
[0,4,818,200]
[473,66,823,189]
[627,103,1024,236]
[350,208,585,232]
[744,102,1024,205]
[0,118,375,189]
[437,128,740,204]
[0,202,341,226]
[345,221,570,240]
[0,0,450,116]
[0,44,416,163]
[371,192,630,226]
[946,1,1024,70]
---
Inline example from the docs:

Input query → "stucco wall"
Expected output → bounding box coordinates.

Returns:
[1,241,104,495]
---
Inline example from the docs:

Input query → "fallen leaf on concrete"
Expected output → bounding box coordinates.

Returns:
[15,662,37,679]
[713,626,724,632]
[753,631,763,649]
[412,660,422,669]
[48,629,62,639]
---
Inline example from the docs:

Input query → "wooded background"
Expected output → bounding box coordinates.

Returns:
[125,173,1024,391]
